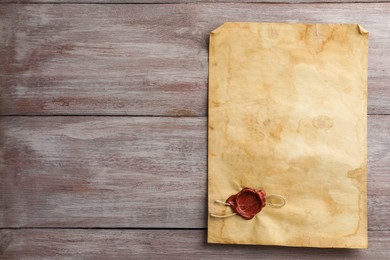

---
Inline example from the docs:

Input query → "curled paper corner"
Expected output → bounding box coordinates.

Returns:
[211,22,242,34]
[211,22,229,35]
[357,24,369,35]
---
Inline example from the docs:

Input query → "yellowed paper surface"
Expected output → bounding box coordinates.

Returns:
[208,23,368,248]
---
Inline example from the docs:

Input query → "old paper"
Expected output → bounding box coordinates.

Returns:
[208,23,368,248]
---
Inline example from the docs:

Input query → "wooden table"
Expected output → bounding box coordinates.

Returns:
[1,1,389,259]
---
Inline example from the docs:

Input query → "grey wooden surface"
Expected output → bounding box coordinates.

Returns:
[1,4,390,115]
[0,230,389,259]
[1,0,390,3]
[0,1,389,259]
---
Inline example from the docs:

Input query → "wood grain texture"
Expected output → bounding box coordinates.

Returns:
[1,4,389,115]
[0,229,389,259]
[0,116,389,229]
[0,117,207,228]
[1,0,389,4]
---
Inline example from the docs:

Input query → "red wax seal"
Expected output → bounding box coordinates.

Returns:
[226,188,267,220]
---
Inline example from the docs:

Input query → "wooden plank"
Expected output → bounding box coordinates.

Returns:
[0,117,207,228]
[1,4,389,115]
[0,229,389,259]
[1,116,389,229]
[1,0,389,4]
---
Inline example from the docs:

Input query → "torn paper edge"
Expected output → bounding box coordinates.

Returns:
[211,22,369,36]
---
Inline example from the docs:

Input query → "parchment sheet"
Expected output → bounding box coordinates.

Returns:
[208,22,368,248]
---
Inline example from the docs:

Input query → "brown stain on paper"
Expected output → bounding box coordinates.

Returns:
[346,167,367,238]
[312,115,334,130]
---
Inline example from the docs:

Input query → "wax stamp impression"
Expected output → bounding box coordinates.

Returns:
[210,187,285,220]
[226,188,266,220]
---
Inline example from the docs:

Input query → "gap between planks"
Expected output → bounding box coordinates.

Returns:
[0,0,390,5]
[0,114,387,118]
[0,227,207,230]
[1,1,390,4]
